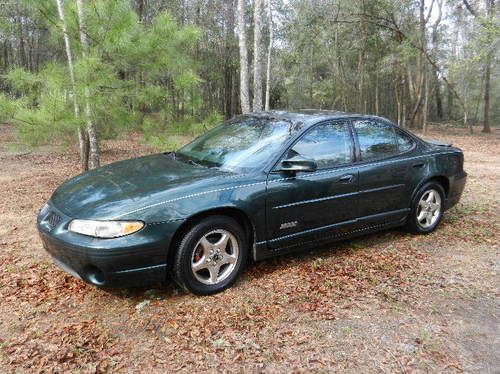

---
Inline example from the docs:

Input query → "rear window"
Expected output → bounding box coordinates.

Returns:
[394,129,415,152]
[354,120,399,161]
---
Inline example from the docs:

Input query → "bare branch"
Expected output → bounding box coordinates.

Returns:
[425,0,436,24]
[462,0,477,17]
[339,13,466,110]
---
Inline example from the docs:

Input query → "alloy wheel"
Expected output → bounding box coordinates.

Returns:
[191,229,239,285]
[416,189,442,229]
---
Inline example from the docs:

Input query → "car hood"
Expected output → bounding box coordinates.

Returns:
[50,153,232,220]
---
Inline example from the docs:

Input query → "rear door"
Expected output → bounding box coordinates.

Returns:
[353,119,426,226]
[265,120,359,249]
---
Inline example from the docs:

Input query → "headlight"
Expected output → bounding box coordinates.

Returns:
[68,220,144,238]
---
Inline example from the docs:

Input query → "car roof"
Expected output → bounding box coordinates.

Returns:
[247,110,392,130]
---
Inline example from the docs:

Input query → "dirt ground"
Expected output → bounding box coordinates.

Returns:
[0,124,498,373]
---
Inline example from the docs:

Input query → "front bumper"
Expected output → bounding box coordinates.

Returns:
[37,203,183,288]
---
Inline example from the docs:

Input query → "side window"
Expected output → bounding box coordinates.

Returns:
[354,120,398,161]
[394,129,414,152]
[288,121,353,169]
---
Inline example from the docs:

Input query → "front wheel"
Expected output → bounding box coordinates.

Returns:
[172,216,248,295]
[406,182,445,234]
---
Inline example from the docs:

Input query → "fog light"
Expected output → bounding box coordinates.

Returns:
[84,266,105,286]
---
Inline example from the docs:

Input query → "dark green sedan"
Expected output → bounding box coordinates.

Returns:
[37,111,466,295]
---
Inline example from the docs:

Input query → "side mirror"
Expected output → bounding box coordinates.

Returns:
[278,155,317,173]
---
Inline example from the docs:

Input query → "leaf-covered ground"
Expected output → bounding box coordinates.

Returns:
[0,124,498,373]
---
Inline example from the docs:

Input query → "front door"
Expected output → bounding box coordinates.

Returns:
[266,120,358,249]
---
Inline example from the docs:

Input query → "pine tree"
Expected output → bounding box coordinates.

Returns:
[76,0,99,169]
[55,0,89,170]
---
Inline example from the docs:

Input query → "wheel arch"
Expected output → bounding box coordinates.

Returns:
[166,206,256,269]
[429,176,450,196]
[412,175,450,202]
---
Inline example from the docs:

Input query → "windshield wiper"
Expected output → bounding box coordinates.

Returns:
[173,152,219,168]
[163,151,176,160]
[187,159,204,167]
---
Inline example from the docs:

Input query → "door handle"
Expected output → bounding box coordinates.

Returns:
[339,174,354,183]
[412,163,425,168]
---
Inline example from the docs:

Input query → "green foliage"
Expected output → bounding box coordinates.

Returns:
[0,94,17,123]
[1,0,497,152]
[5,68,43,105]
[142,111,223,151]
[446,3,500,120]
[1,0,214,150]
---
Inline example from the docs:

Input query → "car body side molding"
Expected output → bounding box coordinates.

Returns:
[261,208,410,245]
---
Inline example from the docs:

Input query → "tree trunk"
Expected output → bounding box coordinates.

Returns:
[78,128,89,170]
[395,76,401,125]
[356,5,368,113]
[253,0,264,112]
[357,52,365,113]
[236,0,250,113]
[401,73,406,128]
[423,72,429,134]
[433,71,443,119]
[223,1,235,119]
[482,0,494,133]
[55,0,78,114]
[447,85,453,120]
[137,0,145,22]
[409,0,428,129]
[17,8,27,68]
[2,40,9,70]
[264,0,272,111]
[464,110,468,130]
[430,0,443,121]
[409,69,425,128]
[56,0,90,171]
[231,69,237,117]
[76,0,100,169]
[402,101,406,128]
[482,54,491,133]
[463,90,472,133]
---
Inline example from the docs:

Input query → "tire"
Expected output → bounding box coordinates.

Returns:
[406,181,445,234]
[172,215,248,295]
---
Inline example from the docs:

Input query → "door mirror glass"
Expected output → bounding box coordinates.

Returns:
[278,155,317,173]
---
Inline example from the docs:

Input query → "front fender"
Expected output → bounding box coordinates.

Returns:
[116,175,268,238]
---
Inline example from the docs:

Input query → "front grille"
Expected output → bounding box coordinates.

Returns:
[46,211,62,230]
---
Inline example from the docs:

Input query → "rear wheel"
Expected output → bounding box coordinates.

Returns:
[406,182,445,234]
[172,216,247,295]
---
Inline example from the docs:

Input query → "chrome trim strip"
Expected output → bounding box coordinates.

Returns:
[111,180,267,219]
[271,218,406,251]
[267,208,410,244]
[359,183,406,195]
[272,183,406,210]
[272,190,358,210]
[114,263,167,274]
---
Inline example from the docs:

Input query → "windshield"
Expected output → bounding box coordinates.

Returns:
[176,116,294,172]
